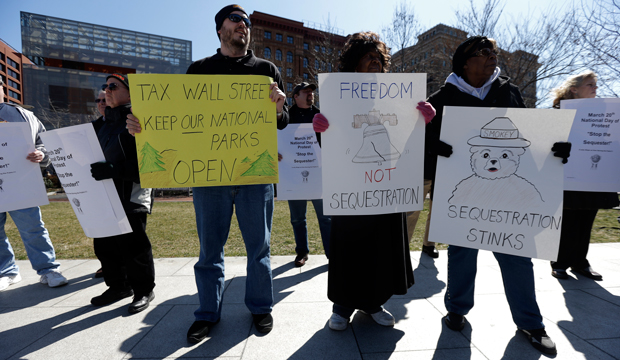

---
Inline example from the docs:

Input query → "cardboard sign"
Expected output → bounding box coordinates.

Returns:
[561,98,620,192]
[129,74,279,188]
[429,107,574,261]
[319,73,426,215]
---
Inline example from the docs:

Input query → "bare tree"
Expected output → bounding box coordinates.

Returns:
[577,0,620,97]
[381,1,421,73]
[454,0,505,38]
[35,97,93,130]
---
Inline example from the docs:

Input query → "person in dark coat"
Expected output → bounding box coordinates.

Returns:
[427,36,569,356]
[89,73,156,315]
[312,31,435,331]
[550,71,619,281]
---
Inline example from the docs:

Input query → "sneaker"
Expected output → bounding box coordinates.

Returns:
[361,308,395,326]
[0,274,22,291]
[252,313,273,334]
[328,312,349,331]
[40,270,68,288]
[520,328,557,355]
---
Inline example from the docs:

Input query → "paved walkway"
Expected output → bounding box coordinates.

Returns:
[1,244,619,360]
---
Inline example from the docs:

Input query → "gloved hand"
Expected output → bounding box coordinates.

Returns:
[416,101,436,124]
[313,113,329,132]
[551,142,571,164]
[435,140,453,158]
[90,161,122,180]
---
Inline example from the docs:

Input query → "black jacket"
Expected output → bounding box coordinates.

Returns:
[288,103,321,145]
[187,49,289,130]
[99,104,153,214]
[425,75,525,182]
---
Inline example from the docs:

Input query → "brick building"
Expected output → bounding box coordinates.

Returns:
[0,38,33,105]
[249,11,347,105]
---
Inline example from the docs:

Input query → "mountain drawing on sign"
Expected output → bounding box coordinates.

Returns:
[241,150,277,176]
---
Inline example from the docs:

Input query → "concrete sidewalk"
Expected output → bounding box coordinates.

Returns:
[1,244,619,360]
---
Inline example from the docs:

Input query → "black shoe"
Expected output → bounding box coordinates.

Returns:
[551,269,568,279]
[252,313,273,334]
[422,245,439,258]
[91,287,134,306]
[294,253,309,267]
[128,291,155,314]
[572,266,603,281]
[187,319,220,344]
[94,268,104,278]
[520,328,557,355]
[444,312,465,331]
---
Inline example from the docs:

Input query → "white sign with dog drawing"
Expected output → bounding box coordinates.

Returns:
[429,107,574,261]
[561,98,620,192]
[319,72,427,215]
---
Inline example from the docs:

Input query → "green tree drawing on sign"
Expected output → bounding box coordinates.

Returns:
[241,150,277,176]
[241,156,252,163]
[140,142,166,173]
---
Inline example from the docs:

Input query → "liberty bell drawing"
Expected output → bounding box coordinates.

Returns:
[351,109,400,165]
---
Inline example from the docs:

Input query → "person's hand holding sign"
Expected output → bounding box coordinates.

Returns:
[270,82,286,119]
[126,113,141,136]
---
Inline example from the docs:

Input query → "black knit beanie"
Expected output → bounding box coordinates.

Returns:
[452,36,490,77]
[215,5,248,39]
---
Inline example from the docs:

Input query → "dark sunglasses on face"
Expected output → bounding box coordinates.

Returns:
[101,83,122,91]
[472,48,498,57]
[95,98,106,103]
[228,14,251,28]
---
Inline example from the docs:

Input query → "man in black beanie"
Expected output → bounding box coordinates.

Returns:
[127,4,288,343]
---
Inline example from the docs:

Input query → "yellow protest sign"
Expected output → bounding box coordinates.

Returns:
[128,74,279,188]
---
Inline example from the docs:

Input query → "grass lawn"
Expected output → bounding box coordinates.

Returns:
[5,199,619,260]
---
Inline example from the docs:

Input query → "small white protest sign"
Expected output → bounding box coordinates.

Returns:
[277,123,322,200]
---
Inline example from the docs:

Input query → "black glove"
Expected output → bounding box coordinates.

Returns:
[90,161,122,180]
[551,142,571,164]
[435,140,453,158]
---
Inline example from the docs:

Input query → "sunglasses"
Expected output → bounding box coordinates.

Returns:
[95,98,106,103]
[101,83,124,91]
[228,14,251,28]
[472,48,498,58]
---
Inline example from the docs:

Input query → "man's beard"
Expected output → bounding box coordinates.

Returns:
[221,27,249,53]
[305,98,313,107]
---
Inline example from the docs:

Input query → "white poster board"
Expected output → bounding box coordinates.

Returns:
[40,124,132,238]
[0,123,49,212]
[561,98,620,192]
[319,73,427,215]
[429,107,574,261]
[277,123,322,200]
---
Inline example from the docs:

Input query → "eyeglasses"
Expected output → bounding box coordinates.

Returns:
[228,14,251,29]
[101,83,122,91]
[472,48,498,58]
[95,98,106,103]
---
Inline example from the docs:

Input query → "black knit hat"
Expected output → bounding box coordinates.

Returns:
[452,36,492,77]
[106,73,129,89]
[215,4,248,38]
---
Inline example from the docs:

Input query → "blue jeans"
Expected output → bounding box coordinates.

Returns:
[288,199,331,257]
[192,184,274,322]
[444,245,544,330]
[0,207,60,277]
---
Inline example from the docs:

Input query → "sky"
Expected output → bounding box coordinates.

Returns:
[2,0,565,61]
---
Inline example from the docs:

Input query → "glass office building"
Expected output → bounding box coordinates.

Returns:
[20,11,192,128]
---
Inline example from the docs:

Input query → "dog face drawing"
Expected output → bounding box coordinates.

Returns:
[470,146,525,180]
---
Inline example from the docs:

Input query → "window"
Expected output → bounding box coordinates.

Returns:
[286,51,293,63]
[275,49,282,61]
[8,79,20,91]
[264,47,271,59]
[321,46,326,53]
[327,63,332,72]
[8,68,19,81]
[264,31,271,39]
[315,74,319,83]
[287,98,293,106]
[287,82,293,92]
[276,33,283,41]
[277,66,282,73]
[303,57,308,68]
[303,73,308,80]
[286,68,292,77]
[315,45,320,52]
[315,59,319,69]
[303,42,309,50]
[287,36,294,44]
[7,58,19,70]
[8,90,21,101]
